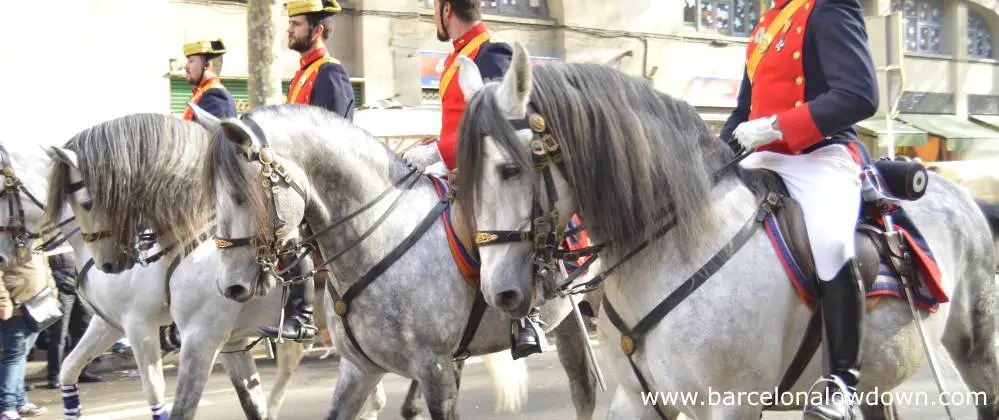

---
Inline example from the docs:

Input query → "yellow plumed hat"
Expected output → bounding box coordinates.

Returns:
[183,39,226,57]
[287,0,341,18]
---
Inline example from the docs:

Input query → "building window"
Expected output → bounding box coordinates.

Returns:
[683,0,762,37]
[969,10,995,59]
[892,0,944,54]
[420,0,548,20]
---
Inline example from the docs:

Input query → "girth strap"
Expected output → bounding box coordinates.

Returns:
[601,194,771,419]
[327,199,448,368]
[453,290,487,361]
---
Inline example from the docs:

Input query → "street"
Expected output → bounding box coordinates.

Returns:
[25,339,981,419]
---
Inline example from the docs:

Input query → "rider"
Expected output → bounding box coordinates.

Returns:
[283,0,355,121]
[182,39,237,121]
[402,0,545,360]
[258,0,355,342]
[720,0,878,418]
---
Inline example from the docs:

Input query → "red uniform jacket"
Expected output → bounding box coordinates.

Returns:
[438,22,513,170]
[720,0,879,155]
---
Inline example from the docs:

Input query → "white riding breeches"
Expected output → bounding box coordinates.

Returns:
[739,144,862,281]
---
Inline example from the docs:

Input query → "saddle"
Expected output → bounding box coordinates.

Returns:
[765,155,946,310]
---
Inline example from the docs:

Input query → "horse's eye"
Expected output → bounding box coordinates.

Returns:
[81,200,93,211]
[499,163,521,181]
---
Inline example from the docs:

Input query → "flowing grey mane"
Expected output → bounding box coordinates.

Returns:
[202,104,410,240]
[455,63,775,254]
[44,113,213,247]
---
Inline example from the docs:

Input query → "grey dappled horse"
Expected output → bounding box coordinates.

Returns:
[193,103,599,420]
[453,42,999,419]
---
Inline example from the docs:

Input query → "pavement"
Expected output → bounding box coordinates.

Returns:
[19,336,986,419]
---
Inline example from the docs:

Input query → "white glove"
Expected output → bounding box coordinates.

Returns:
[733,115,783,150]
[402,143,443,172]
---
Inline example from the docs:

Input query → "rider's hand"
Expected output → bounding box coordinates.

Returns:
[402,143,443,173]
[0,304,13,321]
[734,115,782,151]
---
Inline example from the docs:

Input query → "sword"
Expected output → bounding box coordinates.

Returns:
[558,259,607,392]
[885,220,956,420]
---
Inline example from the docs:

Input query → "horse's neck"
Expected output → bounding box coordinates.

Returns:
[307,170,442,284]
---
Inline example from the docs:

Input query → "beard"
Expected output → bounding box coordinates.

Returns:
[436,27,449,42]
[289,36,311,53]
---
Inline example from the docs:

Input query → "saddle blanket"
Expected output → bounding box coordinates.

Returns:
[763,208,947,313]
[430,176,481,289]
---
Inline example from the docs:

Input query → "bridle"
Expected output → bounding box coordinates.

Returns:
[0,145,81,259]
[212,116,423,284]
[471,107,602,300]
[470,105,752,300]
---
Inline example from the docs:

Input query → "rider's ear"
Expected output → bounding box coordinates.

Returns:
[47,146,79,169]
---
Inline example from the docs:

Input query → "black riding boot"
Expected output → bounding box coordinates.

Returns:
[159,323,181,353]
[511,307,543,360]
[259,254,317,341]
[804,258,866,420]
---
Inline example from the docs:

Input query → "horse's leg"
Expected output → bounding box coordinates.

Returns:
[942,265,999,419]
[265,340,306,419]
[122,318,170,420]
[58,316,122,419]
[401,380,425,419]
[323,357,384,420]
[358,380,388,420]
[218,339,267,420]
[416,357,460,420]
[169,324,230,420]
[552,312,597,420]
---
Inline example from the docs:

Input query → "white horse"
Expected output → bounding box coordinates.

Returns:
[41,114,558,420]
[452,43,999,419]
[0,133,307,419]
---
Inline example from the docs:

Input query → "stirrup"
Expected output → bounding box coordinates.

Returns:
[803,375,857,420]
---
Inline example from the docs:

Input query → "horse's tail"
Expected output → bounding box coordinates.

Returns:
[481,351,529,413]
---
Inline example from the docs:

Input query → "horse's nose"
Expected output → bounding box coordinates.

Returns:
[101,262,113,272]
[0,256,7,267]
[495,289,524,312]
[225,285,252,303]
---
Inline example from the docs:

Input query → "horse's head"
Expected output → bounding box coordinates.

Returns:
[453,43,577,317]
[0,147,48,268]
[45,146,131,273]
[198,107,309,303]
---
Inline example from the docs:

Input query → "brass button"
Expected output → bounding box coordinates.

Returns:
[795,101,803,108]
[804,3,810,9]
[796,26,803,34]
[793,51,801,60]
[621,336,635,355]
[795,76,804,85]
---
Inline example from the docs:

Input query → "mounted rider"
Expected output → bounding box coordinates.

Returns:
[257,0,353,342]
[720,0,878,418]
[402,0,545,360]
[283,0,355,121]
[182,39,237,121]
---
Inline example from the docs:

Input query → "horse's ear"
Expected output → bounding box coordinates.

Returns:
[189,101,221,132]
[497,41,532,119]
[457,55,484,102]
[46,146,79,169]
[219,119,257,152]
